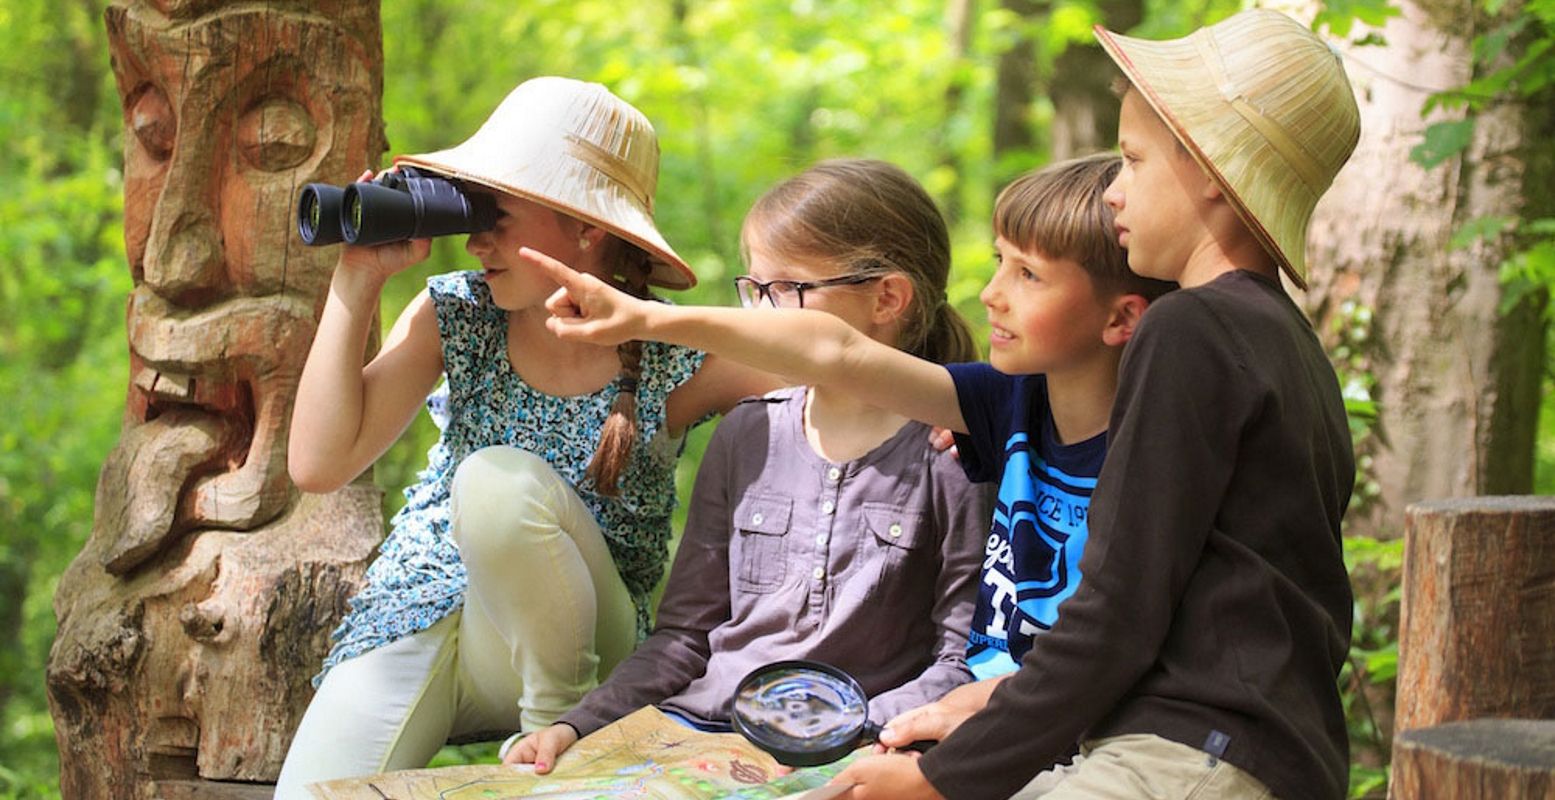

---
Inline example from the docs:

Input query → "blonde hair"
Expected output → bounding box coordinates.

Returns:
[741,159,978,364]
[994,153,1175,301]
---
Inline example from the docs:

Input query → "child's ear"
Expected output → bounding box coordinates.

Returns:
[578,224,610,251]
[872,273,915,325]
[1102,293,1149,347]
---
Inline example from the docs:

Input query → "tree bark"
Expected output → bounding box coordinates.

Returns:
[992,0,1039,170]
[1047,0,1140,160]
[46,2,386,797]
[1392,719,1555,799]
[939,0,976,223]
[1305,0,1551,538]
[1395,498,1555,733]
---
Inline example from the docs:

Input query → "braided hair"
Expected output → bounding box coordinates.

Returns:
[586,241,653,495]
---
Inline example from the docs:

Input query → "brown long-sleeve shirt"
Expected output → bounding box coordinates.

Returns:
[560,388,991,736]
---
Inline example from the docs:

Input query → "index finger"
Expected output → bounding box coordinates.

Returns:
[519,247,585,287]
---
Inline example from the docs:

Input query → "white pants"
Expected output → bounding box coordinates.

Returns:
[273,446,637,798]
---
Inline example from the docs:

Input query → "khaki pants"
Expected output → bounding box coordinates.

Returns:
[273,446,636,799]
[1011,734,1274,800]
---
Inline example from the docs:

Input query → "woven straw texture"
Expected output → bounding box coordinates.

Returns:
[396,76,695,290]
[1096,9,1359,288]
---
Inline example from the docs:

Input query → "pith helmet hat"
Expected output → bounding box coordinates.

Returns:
[1095,9,1360,288]
[396,76,695,290]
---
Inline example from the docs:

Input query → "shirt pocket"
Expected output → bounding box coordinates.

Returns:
[732,493,793,593]
[862,503,932,598]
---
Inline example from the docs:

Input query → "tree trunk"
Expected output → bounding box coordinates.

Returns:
[46,2,386,797]
[1392,719,1555,799]
[1395,497,1555,733]
[992,0,1039,172]
[1048,0,1140,160]
[939,0,976,223]
[1305,0,1551,538]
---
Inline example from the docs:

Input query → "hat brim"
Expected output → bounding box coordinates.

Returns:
[1094,24,1310,289]
[395,149,698,291]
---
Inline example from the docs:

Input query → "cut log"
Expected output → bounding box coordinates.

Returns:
[1391,719,1555,799]
[1396,497,1555,733]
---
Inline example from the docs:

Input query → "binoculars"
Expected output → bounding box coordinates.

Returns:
[296,167,499,247]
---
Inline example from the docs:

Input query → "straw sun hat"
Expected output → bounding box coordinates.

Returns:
[395,76,695,290]
[1095,9,1359,288]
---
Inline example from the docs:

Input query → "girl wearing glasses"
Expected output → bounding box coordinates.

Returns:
[507,159,991,770]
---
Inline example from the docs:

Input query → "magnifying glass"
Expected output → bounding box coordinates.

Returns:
[730,660,935,767]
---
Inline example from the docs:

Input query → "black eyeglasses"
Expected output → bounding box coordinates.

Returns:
[733,273,884,309]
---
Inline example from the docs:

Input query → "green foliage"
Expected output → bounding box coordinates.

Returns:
[1339,534,1403,800]
[1329,300,1383,514]
[0,0,1468,796]
[1312,0,1400,39]
[1409,118,1476,169]
[0,0,129,790]
[1410,1,1555,319]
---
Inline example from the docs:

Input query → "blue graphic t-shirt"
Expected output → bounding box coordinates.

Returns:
[945,364,1107,679]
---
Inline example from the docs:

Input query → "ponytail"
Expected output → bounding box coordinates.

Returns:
[586,247,652,495]
[914,298,979,364]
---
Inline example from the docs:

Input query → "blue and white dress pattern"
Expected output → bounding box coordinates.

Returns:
[319,270,704,682]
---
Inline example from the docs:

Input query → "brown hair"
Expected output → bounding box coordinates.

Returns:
[1110,76,1192,161]
[587,238,652,495]
[994,153,1175,301]
[741,159,978,364]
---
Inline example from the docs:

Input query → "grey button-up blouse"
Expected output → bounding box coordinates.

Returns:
[560,387,992,736]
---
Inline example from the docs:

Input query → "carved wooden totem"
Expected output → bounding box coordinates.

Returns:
[47,1,386,796]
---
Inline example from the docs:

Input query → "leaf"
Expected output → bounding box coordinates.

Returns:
[1472,18,1527,67]
[1449,216,1513,249]
[1525,218,1555,236]
[1313,0,1400,38]
[1410,118,1475,169]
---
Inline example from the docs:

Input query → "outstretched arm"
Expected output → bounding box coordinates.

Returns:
[525,247,968,434]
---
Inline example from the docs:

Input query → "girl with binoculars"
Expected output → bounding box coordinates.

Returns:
[275,76,771,795]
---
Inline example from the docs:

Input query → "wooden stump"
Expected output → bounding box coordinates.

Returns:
[1395,497,1555,732]
[1392,719,1555,799]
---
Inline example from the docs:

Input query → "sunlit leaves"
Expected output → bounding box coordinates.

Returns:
[1311,0,1400,39]
[1408,118,1475,169]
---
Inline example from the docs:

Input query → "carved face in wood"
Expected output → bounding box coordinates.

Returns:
[102,2,379,569]
[45,2,383,787]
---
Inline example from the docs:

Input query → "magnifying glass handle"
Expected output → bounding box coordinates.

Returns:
[860,722,937,754]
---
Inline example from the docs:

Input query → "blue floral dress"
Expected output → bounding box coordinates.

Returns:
[319,271,704,682]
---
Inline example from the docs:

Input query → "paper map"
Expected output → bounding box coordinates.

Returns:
[308,707,859,800]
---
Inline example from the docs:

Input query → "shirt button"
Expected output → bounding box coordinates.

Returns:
[812,566,825,580]
[821,500,835,515]
[816,533,829,547]
[827,466,842,481]
[751,513,764,525]
[889,523,903,538]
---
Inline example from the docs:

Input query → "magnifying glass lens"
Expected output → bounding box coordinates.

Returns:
[733,665,868,758]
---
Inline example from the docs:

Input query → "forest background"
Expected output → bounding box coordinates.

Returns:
[2,0,1552,797]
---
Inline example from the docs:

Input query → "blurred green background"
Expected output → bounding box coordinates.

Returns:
[2,0,1548,796]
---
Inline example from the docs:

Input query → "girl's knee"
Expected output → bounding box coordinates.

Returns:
[454,446,555,495]
[451,446,569,556]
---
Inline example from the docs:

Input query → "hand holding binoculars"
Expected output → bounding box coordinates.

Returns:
[296,167,498,247]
